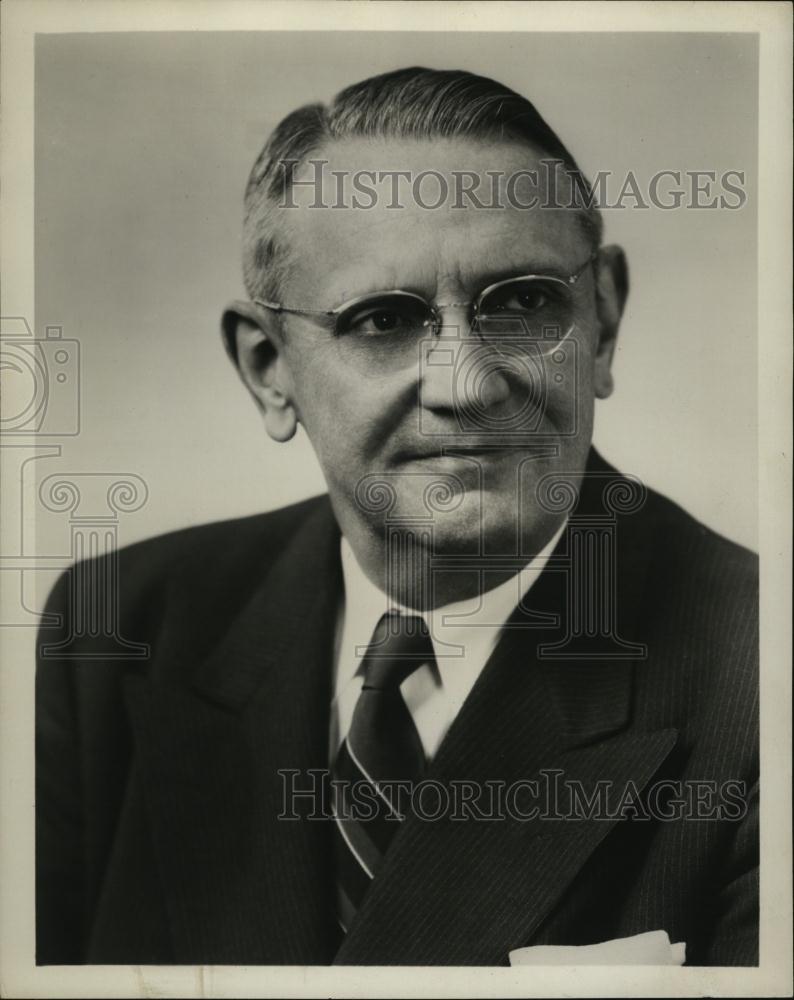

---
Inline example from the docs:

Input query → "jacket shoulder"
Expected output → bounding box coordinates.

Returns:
[588,450,757,589]
[39,494,335,642]
[115,493,332,581]
[641,486,758,594]
[634,485,758,718]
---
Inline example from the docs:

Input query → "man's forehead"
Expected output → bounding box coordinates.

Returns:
[276,135,588,301]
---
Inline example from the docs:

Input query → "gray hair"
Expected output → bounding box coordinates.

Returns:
[242,66,603,301]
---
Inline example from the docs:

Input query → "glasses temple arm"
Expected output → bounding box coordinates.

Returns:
[253,298,335,318]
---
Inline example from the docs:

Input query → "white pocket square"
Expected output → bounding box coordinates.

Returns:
[509,930,686,966]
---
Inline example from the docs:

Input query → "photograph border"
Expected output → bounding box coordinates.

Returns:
[1,2,791,998]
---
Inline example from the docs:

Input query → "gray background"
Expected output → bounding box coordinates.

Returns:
[35,31,759,550]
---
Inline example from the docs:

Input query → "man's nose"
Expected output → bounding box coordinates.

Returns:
[419,308,511,416]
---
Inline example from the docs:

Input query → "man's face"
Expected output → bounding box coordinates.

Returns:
[240,137,620,563]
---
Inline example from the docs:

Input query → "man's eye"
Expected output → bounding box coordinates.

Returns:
[341,309,408,337]
[336,297,428,337]
[486,280,558,314]
[366,309,404,334]
[515,288,547,311]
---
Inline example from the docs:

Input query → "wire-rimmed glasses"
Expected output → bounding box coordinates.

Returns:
[253,251,596,371]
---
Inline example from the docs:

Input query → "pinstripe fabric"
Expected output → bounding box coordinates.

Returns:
[332,612,431,931]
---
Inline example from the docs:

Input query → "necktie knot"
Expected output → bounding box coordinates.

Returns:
[361,611,434,691]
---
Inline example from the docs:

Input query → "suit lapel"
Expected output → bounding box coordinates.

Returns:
[125,500,343,963]
[335,466,678,965]
[334,649,677,965]
[333,649,677,965]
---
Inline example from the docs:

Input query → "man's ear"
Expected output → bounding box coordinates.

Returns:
[592,244,629,400]
[221,300,298,442]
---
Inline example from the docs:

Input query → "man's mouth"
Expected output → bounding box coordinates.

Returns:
[394,444,524,464]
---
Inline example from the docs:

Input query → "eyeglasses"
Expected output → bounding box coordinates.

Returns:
[253,251,597,370]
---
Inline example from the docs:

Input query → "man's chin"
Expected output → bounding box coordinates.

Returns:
[382,487,551,558]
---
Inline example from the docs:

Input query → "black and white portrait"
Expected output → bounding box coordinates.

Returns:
[1,3,790,997]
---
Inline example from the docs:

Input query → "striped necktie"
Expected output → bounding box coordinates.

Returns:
[332,611,433,933]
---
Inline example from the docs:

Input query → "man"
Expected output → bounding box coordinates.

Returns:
[36,67,758,966]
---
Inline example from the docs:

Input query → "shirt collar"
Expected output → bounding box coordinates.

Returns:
[336,519,566,699]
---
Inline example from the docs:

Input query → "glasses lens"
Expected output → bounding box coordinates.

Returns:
[334,292,433,340]
[331,292,434,373]
[476,277,574,349]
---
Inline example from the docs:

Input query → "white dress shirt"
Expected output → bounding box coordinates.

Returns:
[330,520,566,763]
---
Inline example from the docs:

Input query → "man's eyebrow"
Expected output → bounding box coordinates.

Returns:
[465,256,584,288]
[323,258,582,307]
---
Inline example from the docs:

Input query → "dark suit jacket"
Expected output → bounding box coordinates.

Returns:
[36,452,758,966]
